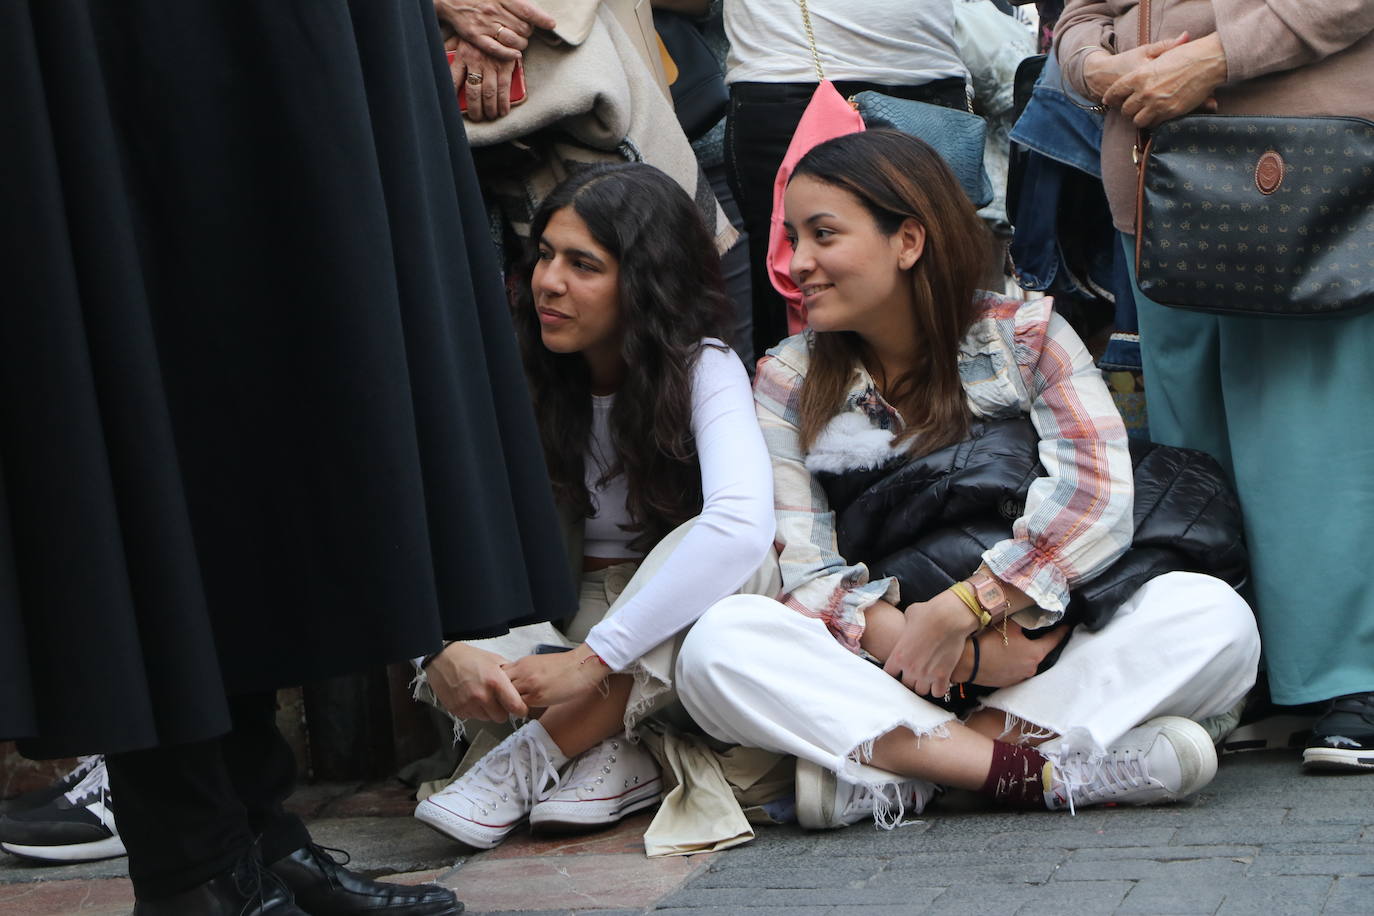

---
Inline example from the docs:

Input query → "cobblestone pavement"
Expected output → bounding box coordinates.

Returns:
[3,750,1372,915]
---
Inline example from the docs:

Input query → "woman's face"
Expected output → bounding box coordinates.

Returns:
[532,207,624,368]
[782,175,924,339]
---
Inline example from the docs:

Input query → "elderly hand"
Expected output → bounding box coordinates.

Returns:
[434,0,556,61]
[504,644,611,709]
[445,34,520,121]
[425,642,528,721]
[1102,32,1228,128]
[1081,33,1192,103]
[883,591,980,699]
[969,622,1070,688]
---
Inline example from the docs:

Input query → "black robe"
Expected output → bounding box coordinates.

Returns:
[0,0,574,758]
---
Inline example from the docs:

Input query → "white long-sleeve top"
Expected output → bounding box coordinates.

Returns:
[582,342,775,671]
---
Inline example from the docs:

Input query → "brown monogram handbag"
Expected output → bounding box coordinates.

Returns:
[1132,1,1374,317]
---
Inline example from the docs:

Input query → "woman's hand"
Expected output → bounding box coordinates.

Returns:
[446,35,520,121]
[504,644,610,709]
[433,0,556,61]
[1081,33,1192,102]
[425,643,528,721]
[883,591,980,699]
[969,622,1071,688]
[1102,33,1228,128]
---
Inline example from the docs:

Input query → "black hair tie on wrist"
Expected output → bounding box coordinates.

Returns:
[966,634,981,687]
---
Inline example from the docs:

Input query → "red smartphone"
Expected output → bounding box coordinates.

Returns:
[446,49,527,115]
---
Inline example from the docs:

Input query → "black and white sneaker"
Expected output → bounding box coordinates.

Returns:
[0,755,102,815]
[0,756,126,862]
[1304,692,1374,772]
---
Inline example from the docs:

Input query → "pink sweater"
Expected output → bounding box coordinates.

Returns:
[1055,0,1374,233]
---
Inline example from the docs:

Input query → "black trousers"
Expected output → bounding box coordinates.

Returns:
[105,691,311,899]
[704,159,754,367]
[723,78,968,358]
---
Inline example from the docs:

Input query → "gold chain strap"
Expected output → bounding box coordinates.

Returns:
[797,0,826,82]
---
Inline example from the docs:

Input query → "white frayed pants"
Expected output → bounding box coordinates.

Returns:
[675,571,1260,787]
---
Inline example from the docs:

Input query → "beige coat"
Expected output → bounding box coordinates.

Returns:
[1055,0,1374,232]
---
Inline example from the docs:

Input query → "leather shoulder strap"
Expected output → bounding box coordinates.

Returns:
[1132,1,1154,248]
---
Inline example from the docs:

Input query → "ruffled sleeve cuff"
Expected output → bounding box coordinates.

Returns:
[981,539,1071,630]
[789,572,900,655]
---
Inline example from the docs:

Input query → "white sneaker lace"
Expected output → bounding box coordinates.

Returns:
[61,756,100,788]
[843,781,920,830]
[563,740,622,798]
[63,758,109,808]
[454,730,562,816]
[1086,749,1151,797]
[1054,748,1151,814]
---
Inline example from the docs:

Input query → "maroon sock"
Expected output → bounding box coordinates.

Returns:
[977,741,1049,809]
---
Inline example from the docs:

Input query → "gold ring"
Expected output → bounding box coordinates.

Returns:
[495,24,508,41]
[465,72,484,86]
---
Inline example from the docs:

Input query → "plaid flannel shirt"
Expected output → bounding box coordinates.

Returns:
[753,292,1134,654]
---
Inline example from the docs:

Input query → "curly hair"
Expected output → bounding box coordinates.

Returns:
[514,163,733,552]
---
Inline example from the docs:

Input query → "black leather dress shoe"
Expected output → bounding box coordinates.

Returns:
[132,853,307,914]
[269,844,462,915]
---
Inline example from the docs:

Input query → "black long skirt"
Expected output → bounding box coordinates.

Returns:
[0,0,574,758]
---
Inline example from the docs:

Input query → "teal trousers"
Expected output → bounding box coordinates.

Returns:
[1128,237,1374,705]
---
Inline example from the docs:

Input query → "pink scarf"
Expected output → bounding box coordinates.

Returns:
[766,81,865,336]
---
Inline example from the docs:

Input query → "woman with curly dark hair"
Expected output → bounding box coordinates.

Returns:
[414,163,777,849]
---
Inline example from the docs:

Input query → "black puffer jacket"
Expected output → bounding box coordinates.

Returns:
[814,417,1248,633]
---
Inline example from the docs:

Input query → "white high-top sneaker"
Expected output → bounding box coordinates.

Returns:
[528,736,662,834]
[415,720,568,849]
[795,758,934,830]
[1045,716,1218,812]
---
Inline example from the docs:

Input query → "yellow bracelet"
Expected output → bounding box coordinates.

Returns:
[949,581,991,629]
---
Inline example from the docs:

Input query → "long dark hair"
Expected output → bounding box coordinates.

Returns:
[515,164,733,551]
[790,130,990,455]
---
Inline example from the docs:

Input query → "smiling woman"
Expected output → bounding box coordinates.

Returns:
[673,130,1260,830]
[782,131,990,460]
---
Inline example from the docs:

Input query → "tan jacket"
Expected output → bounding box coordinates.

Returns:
[1055,0,1374,232]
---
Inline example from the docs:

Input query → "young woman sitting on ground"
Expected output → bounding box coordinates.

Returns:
[674,130,1261,827]
[414,163,776,848]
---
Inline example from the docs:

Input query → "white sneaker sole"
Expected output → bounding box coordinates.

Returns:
[414,797,520,850]
[794,758,838,830]
[1153,716,1218,800]
[528,779,662,834]
[1302,746,1374,771]
[1,834,126,862]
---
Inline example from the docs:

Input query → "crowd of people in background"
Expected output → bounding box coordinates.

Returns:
[2,1,1371,914]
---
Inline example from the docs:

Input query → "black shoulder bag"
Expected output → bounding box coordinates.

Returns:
[1133,0,1374,317]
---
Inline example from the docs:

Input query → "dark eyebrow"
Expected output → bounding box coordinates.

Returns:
[781,212,837,232]
[537,237,607,267]
[564,247,605,266]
